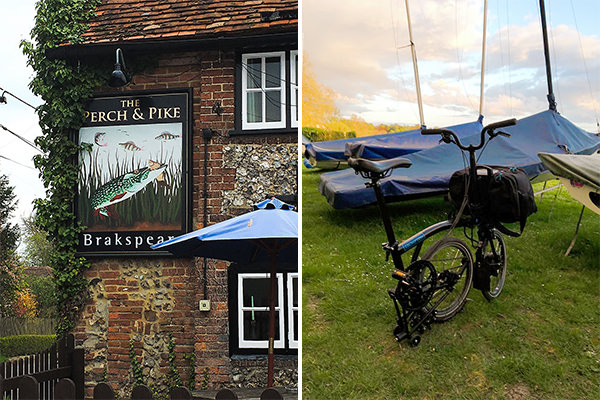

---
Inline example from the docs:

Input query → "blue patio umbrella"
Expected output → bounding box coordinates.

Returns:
[152,198,298,387]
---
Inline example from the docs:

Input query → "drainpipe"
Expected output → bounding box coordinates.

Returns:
[201,128,215,299]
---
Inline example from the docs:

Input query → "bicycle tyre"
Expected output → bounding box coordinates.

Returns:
[482,229,507,301]
[421,237,473,322]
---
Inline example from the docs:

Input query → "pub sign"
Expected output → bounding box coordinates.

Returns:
[76,89,192,255]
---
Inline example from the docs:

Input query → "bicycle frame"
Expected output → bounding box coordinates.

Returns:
[369,177,459,269]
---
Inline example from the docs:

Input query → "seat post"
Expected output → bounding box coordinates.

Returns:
[369,178,397,246]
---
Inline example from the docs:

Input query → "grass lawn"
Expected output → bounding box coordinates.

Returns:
[302,167,599,400]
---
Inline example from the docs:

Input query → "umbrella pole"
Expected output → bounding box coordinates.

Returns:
[268,252,276,387]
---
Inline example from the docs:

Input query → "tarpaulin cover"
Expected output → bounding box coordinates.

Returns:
[538,152,600,190]
[304,120,484,167]
[319,110,600,209]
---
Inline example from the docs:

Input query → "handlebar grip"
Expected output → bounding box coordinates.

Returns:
[421,128,446,135]
[486,118,517,131]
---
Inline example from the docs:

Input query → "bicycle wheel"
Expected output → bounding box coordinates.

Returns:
[421,237,473,322]
[482,229,507,301]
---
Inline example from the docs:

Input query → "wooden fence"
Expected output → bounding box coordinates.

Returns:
[0,334,84,400]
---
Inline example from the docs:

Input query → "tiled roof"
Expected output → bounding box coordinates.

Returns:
[81,0,298,44]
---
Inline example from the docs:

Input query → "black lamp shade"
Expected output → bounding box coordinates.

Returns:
[108,63,130,88]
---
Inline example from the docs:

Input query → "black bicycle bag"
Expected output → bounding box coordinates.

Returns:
[448,166,494,213]
[448,165,537,237]
[488,166,537,237]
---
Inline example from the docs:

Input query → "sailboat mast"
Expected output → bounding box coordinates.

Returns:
[404,0,425,127]
[539,0,557,111]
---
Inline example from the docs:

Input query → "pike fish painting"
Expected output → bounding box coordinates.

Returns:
[90,160,166,218]
[78,121,183,232]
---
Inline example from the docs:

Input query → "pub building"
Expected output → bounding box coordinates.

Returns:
[46,0,298,396]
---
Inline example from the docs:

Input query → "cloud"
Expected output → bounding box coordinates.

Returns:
[304,0,600,131]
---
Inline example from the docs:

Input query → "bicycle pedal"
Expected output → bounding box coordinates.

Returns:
[394,331,408,342]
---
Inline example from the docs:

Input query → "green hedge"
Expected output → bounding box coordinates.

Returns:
[302,127,356,142]
[0,334,57,358]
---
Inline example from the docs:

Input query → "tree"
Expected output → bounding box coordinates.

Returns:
[302,53,347,130]
[0,259,26,317]
[21,213,53,267]
[0,174,19,263]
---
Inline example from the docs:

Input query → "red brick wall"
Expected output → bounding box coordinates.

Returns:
[74,49,297,397]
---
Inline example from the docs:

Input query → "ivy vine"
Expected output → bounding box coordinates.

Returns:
[21,0,104,334]
[167,333,183,388]
[129,338,144,386]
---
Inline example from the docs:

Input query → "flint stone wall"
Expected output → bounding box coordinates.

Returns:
[222,144,297,213]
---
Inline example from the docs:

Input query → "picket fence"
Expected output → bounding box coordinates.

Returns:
[0,334,84,399]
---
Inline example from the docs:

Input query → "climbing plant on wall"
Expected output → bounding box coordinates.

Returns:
[21,0,103,334]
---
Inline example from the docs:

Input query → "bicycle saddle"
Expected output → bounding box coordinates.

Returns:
[347,156,412,175]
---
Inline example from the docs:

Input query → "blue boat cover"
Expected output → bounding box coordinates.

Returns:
[305,119,484,166]
[319,110,600,209]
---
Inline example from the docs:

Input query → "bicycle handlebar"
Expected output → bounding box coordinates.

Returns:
[421,118,517,151]
[421,128,445,135]
[484,118,517,131]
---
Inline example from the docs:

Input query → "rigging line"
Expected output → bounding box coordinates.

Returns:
[569,0,600,129]
[0,124,42,153]
[547,2,563,111]
[454,0,476,113]
[506,0,513,116]
[0,154,36,170]
[479,0,488,118]
[390,0,419,123]
[496,0,507,109]
[403,0,425,127]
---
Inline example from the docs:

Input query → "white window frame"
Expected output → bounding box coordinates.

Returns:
[237,273,285,349]
[290,50,299,128]
[287,273,299,349]
[242,52,286,130]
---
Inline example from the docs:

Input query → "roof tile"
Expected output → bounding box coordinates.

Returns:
[81,0,298,44]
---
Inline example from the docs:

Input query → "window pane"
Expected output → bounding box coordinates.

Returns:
[243,311,280,341]
[294,54,298,85]
[246,58,262,89]
[292,277,298,307]
[242,277,274,307]
[293,88,298,122]
[265,57,281,88]
[293,310,298,341]
[247,92,263,123]
[265,91,282,122]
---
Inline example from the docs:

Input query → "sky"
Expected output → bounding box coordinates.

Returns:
[303,0,600,132]
[0,0,44,229]
[1,0,598,231]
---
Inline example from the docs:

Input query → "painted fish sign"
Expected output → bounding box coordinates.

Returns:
[77,90,192,255]
[90,161,166,217]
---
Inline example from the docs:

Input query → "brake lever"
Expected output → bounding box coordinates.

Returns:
[497,131,511,138]
[440,132,453,144]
